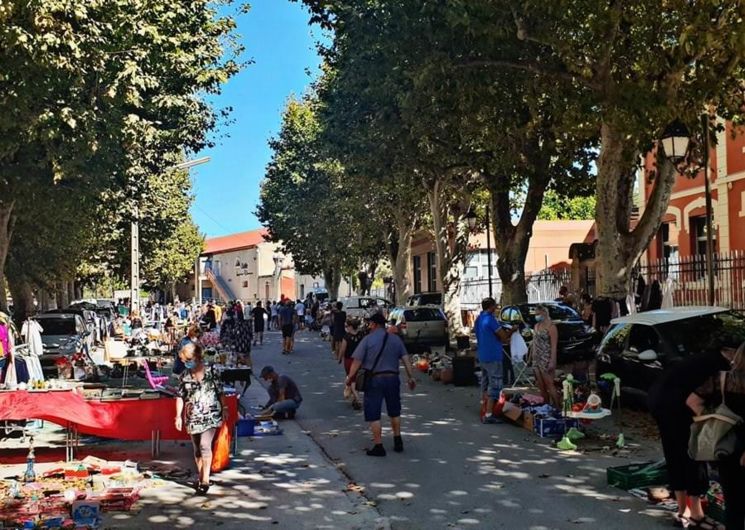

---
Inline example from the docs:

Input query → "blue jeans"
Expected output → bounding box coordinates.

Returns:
[272,399,300,414]
[481,361,503,400]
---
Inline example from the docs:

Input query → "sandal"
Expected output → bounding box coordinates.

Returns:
[689,516,718,530]
[673,513,690,528]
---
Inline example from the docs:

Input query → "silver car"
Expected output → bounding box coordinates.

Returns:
[35,313,90,377]
[389,305,448,352]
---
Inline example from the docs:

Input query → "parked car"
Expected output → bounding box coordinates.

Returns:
[34,313,91,377]
[45,308,97,347]
[406,292,443,308]
[339,296,392,320]
[389,305,448,352]
[499,302,599,365]
[595,306,745,403]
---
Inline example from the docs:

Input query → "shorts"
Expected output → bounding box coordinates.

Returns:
[480,361,503,400]
[254,321,264,333]
[282,324,294,338]
[363,375,401,422]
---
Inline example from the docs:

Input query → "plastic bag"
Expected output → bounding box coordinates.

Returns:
[510,332,528,361]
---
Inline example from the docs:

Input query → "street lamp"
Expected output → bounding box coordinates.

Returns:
[131,156,211,312]
[661,118,715,306]
[466,207,493,299]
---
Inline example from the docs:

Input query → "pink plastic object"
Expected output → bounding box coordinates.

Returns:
[140,359,168,389]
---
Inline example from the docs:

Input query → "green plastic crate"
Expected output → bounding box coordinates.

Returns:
[606,460,668,490]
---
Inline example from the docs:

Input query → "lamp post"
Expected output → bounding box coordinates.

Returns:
[466,206,493,299]
[131,156,211,312]
[661,119,714,305]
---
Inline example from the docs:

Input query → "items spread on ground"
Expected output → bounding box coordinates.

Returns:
[0,455,171,529]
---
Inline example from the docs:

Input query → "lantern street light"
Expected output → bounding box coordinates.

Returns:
[466,207,493,299]
[661,118,715,306]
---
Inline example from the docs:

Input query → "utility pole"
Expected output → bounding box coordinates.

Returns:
[702,114,715,306]
[130,205,140,313]
[486,204,493,299]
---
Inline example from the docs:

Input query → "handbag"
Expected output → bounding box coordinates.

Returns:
[689,372,744,461]
[354,333,389,392]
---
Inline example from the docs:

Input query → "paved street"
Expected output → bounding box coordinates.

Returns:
[248,330,669,530]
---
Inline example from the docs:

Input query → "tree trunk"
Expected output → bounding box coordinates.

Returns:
[323,269,341,301]
[0,201,15,313]
[8,273,34,326]
[426,179,470,335]
[594,123,677,298]
[487,161,550,306]
[59,280,70,308]
[388,214,415,305]
[67,280,75,306]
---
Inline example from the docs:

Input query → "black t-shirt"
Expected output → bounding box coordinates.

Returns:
[252,307,266,320]
[344,332,363,359]
[647,350,730,413]
[592,298,613,327]
[333,311,347,330]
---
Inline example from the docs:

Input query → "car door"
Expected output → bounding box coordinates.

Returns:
[597,323,632,379]
[621,324,664,393]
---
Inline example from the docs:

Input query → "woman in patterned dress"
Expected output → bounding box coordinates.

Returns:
[529,305,559,408]
[175,342,225,494]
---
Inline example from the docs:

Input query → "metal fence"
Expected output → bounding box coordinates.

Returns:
[460,268,574,309]
[636,251,745,311]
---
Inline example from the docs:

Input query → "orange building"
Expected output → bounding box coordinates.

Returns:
[643,121,745,262]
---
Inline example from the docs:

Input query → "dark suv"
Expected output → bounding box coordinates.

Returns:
[596,306,745,402]
[35,313,91,377]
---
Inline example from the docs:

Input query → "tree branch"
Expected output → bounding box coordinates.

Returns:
[455,58,587,87]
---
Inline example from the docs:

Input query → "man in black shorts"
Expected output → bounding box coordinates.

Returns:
[279,300,296,354]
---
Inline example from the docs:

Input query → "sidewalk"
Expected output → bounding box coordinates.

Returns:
[249,330,670,530]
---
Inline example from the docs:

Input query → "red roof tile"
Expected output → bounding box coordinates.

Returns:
[203,229,269,255]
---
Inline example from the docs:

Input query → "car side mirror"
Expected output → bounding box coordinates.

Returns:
[638,349,658,362]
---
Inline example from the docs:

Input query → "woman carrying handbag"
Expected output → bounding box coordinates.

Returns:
[688,340,745,530]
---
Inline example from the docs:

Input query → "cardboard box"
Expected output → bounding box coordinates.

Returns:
[501,402,523,422]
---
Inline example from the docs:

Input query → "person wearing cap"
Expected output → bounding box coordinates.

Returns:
[345,312,416,457]
[475,297,517,424]
[259,366,303,418]
[647,332,740,528]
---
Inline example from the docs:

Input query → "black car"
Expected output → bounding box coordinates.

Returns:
[35,313,91,377]
[502,302,598,365]
[596,306,745,403]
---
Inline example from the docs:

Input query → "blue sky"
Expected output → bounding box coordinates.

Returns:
[189,0,323,237]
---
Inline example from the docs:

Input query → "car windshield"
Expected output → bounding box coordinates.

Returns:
[418,294,441,305]
[404,308,445,321]
[657,311,745,355]
[519,304,581,324]
[38,319,77,336]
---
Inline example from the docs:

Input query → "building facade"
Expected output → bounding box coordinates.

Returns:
[643,121,745,262]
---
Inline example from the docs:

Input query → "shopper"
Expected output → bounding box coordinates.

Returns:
[339,319,364,410]
[278,300,296,354]
[345,313,416,456]
[687,339,745,530]
[175,342,225,495]
[259,365,303,418]
[296,299,306,330]
[270,301,279,331]
[475,297,517,424]
[251,301,267,346]
[332,302,347,358]
[529,304,560,409]
[649,335,736,528]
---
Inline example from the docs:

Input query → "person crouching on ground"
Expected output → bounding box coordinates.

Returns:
[259,365,303,418]
[339,318,364,410]
[345,313,416,457]
[174,342,225,495]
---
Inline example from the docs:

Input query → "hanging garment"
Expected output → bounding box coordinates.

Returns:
[21,320,44,357]
[661,277,675,309]
[0,323,9,358]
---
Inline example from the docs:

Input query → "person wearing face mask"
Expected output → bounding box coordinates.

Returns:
[174,325,200,375]
[529,305,559,408]
[175,342,225,495]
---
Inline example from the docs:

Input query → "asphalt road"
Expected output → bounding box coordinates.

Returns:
[249,330,671,530]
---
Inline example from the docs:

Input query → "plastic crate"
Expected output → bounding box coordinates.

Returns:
[606,461,668,490]
[533,417,581,439]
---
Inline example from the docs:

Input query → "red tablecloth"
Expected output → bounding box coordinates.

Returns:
[0,390,237,441]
